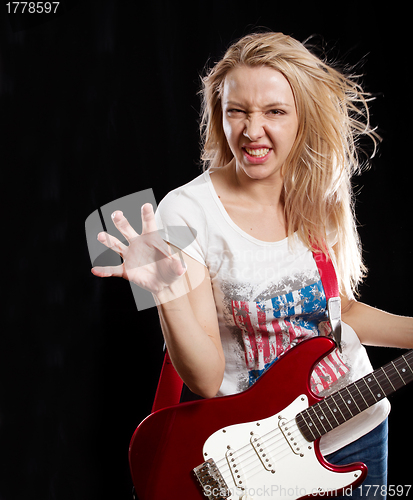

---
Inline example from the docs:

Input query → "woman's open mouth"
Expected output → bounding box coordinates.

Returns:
[242,147,272,162]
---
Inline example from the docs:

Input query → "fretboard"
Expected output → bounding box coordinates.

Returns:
[296,350,413,442]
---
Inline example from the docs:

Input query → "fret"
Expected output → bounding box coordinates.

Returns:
[330,392,351,421]
[342,386,361,412]
[318,399,338,428]
[381,368,396,391]
[336,388,356,417]
[401,354,413,377]
[371,373,386,398]
[296,349,413,443]
[373,370,391,397]
[294,413,309,441]
[296,409,317,441]
[313,400,334,433]
[357,377,375,401]
[391,361,405,386]
[322,394,346,427]
[306,405,327,435]
[360,375,380,403]
[384,359,408,391]
[384,360,406,391]
[353,378,373,408]
[347,383,368,412]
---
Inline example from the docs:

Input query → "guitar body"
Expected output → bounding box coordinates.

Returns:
[129,337,367,499]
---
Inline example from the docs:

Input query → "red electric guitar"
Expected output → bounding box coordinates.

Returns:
[129,337,413,499]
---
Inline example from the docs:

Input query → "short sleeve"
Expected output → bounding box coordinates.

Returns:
[155,187,208,267]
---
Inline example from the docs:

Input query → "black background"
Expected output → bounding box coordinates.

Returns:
[1,1,412,499]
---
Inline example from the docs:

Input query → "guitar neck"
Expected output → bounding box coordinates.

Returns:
[296,350,413,442]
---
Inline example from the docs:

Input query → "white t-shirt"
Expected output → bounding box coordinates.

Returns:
[155,169,390,455]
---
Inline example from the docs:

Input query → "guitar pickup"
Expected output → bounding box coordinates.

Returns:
[279,417,305,456]
[250,432,276,473]
[226,447,246,491]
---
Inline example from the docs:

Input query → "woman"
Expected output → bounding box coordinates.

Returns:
[91,32,413,498]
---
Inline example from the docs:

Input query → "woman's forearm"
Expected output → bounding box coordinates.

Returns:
[154,271,225,399]
[342,300,413,349]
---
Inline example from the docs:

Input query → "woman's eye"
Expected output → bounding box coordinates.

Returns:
[268,109,283,115]
[227,109,245,115]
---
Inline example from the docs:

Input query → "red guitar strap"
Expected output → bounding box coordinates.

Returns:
[312,247,342,353]
[151,247,341,413]
[151,349,184,413]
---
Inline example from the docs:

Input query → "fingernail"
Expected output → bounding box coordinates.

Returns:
[111,212,116,219]
[141,203,152,213]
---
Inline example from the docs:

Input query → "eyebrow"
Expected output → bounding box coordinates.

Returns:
[225,100,293,108]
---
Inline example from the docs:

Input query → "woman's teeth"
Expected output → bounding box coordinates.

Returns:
[244,147,270,158]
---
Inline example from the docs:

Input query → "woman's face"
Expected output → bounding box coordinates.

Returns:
[222,65,299,182]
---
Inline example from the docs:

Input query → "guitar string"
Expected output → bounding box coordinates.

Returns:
[212,380,367,477]
[211,385,374,489]
[213,425,285,479]
[212,391,353,484]
[213,414,305,487]
[192,359,412,495]
[217,427,289,487]
[218,398,371,490]
[211,358,412,489]
[218,391,376,488]
[217,422,309,488]
[212,390,348,475]
[242,439,307,484]
[228,366,397,487]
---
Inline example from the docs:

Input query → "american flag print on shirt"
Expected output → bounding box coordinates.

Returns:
[231,278,349,395]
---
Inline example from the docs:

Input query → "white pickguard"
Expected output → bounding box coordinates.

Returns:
[202,395,362,500]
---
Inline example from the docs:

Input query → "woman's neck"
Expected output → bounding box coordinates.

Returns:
[229,159,284,210]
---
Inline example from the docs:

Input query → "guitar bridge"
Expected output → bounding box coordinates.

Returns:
[193,458,230,499]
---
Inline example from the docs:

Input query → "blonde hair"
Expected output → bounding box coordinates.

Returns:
[199,32,379,299]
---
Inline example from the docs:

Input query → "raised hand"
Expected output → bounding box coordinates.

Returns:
[91,203,187,295]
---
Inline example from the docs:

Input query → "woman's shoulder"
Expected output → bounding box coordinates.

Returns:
[160,170,210,203]
[154,171,212,263]
[155,170,212,227]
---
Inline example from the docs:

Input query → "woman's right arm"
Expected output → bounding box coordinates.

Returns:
[91,203,225,399]
[155,246,225,398]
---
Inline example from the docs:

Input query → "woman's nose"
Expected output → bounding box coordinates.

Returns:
[243,114,265,142]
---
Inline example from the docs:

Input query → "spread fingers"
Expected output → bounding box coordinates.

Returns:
[91,264,124,278]
[111,211,139,242]
[97,231,128,256]
[141,203,158,234]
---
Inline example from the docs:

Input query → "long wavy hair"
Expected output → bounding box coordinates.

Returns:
[199,32,379,299]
